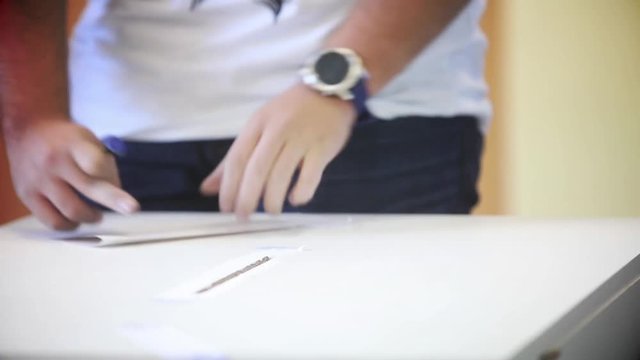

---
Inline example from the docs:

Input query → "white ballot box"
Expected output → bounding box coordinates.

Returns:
[1,213,639,360]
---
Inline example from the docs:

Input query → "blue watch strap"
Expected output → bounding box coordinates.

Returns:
[351,77,370,122]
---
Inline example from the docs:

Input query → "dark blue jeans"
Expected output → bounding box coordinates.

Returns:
[116,115,483,214]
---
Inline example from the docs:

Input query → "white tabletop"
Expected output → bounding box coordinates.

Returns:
[1,214,639,359]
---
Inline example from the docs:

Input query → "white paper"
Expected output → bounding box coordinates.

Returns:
[54,217,324,247]
[120,323,224,360]
[157,247,303,301]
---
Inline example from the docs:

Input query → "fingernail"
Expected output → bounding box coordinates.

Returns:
[219,198,234,213]
[200,184,217,196]
[236,212,250,222]
[89,212,104,223]
[117,199,138,214]
[267,205,283,215]
[289,192,310,207]
[235,206,249,220]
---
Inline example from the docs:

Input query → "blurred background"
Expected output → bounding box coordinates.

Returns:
[1,0,639,224]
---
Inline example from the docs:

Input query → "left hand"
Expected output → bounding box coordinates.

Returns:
[199,84,356,218]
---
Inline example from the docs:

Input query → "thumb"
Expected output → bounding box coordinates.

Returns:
[200,160,225,195]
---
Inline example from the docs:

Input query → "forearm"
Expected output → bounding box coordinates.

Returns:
[325,0,469,94]
[0,0,69,137]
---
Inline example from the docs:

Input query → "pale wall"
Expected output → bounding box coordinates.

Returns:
[504,0,640,216]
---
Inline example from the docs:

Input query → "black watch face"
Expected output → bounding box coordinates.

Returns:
[314,51,350,85]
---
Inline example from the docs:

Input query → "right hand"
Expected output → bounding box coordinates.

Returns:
[5,119,139,230]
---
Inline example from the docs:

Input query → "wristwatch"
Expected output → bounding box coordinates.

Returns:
[300,48,370,120]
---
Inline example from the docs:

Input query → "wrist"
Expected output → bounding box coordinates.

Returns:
[2,113,71,142]
[293,83,357,127]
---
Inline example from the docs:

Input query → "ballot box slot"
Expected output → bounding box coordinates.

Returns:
[195,256,272,294]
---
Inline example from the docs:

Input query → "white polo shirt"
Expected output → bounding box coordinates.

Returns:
[69,0,491,141]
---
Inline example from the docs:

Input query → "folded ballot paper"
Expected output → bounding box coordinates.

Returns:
[47,213,333,247]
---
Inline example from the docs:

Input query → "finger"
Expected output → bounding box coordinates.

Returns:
[234,130,286,218]
[27,194,79,231]
[74,177,139,214]
[200,159,224,196]
[56,157,139,214]
[289,149,329,206]
[219,122,262,213]
[42,179,103,224]
[71,140,121,186]
[263,142,306,214]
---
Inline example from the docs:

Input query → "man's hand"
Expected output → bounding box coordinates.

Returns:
[200,84,356,218]
[1,0,138,230]
[6,119,139,230]
[197,1,471,219]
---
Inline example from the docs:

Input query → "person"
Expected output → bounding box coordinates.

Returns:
[0,0,490,230]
